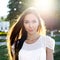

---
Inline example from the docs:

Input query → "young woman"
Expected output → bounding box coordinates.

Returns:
[7,7,55,60]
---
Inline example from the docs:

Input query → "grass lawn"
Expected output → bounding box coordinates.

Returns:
[54,51,60,60]
[53,36,60,60]
[54,45,60,60]
[0,45,8,60]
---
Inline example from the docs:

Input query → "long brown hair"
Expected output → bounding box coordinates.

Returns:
[7,7,46,60]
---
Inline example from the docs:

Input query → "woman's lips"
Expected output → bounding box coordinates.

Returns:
[28,29,33,32]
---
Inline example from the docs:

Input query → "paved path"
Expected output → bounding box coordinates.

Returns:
[55,42,60,45]
[0,42,7,46]
[0,36,7,39]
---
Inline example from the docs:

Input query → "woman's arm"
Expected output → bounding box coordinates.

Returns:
[46,47,54,60]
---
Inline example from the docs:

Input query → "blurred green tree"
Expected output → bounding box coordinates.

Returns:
[6,0,33,25]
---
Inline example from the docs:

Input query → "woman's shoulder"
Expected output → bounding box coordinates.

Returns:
[45,35,55,43]
[43,35,55,52]
[40,35,55,47]
[41,35,55,42]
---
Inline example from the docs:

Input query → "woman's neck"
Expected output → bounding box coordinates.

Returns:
[27,33,40,40]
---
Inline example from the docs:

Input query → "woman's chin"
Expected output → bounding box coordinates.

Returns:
[28,32,36,35]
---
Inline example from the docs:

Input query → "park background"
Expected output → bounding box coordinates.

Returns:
[0,0,60,60]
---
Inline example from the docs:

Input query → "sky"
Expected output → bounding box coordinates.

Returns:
[0,0,9,17]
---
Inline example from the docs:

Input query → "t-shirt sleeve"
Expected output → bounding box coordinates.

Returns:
[45,36,55,52]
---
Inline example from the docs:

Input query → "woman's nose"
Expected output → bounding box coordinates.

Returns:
[29,23,33,28]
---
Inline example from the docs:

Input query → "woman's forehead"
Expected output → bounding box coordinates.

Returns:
[24,13,38,20]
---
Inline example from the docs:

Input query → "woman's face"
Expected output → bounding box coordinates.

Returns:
[23,13,39,35]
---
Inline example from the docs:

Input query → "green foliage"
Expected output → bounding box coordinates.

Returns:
[6,0,34,24]
[0,17,7,21]
[0,32,7,36]
[52,36,60,42]
[55,45,60,52]
[0,45,8,60]
[0,39,6,42]
[7,0,26,21]
[54,45,60,60]
[54,51,60,60]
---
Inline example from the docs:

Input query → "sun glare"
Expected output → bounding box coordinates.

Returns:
[33,0,55,13]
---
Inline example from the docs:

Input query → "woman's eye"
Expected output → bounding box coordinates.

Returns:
[24,21,29,24]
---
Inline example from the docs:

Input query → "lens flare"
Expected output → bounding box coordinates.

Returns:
[33,0,55,13]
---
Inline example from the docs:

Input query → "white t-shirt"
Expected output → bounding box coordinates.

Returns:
[18,35,55,60]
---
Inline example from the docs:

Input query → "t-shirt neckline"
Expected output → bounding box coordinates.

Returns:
[24,35,41,45]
